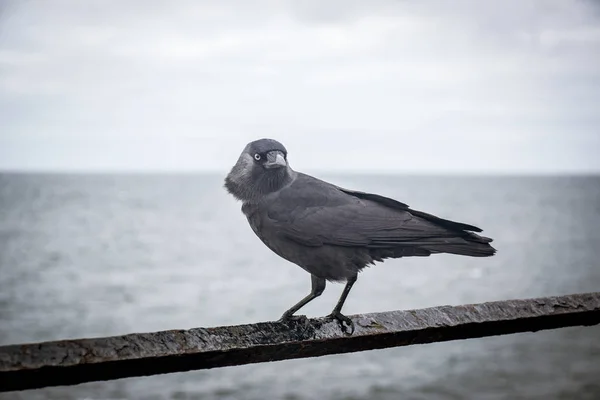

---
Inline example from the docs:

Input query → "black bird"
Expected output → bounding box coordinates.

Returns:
[224,138,496,333]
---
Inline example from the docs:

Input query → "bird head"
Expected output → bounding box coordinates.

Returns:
[224,138,294,202]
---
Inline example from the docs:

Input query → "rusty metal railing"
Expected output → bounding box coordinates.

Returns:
[1,292,599,392]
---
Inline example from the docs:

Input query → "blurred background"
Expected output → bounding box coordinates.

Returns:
[1,1,599,399]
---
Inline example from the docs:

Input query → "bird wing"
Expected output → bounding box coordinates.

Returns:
[265,174,470,248]
[337,187,483,233]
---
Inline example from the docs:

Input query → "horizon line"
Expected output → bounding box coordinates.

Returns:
[1,168,599,178]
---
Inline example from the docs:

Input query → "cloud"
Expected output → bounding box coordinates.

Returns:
[0,0,599,173]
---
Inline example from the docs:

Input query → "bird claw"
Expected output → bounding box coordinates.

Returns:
[327,311,355,335]
[277,313,307,324]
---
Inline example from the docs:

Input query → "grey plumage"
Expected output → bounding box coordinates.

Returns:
[225,138,496,333]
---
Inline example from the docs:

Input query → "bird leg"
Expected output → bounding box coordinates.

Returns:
[327,275,357,334]
[278,275,326,322]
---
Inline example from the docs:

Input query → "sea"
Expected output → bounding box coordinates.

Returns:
[0,173,599,400]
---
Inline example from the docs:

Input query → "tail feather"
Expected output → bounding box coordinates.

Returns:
[423,233,496,257]
[369,233,496,261]
[426,242,496,257]
[407,207,496,257]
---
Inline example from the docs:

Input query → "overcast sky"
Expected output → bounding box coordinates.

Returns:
[1,0,599,174]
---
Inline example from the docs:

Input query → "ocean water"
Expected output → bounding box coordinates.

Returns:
[0,173,599,400]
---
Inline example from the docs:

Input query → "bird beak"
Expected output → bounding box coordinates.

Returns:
[264,151,287,169]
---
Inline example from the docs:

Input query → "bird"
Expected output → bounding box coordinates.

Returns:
[224,138,496,334]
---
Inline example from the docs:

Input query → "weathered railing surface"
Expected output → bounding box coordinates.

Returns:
[1,292,599,392]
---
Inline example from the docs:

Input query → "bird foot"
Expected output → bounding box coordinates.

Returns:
[327,311,355,335]
[277,313,307,323]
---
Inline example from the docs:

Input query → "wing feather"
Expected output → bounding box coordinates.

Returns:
[265,174,472,248]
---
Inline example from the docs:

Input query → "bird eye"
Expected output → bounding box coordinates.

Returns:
[254,153,261,161]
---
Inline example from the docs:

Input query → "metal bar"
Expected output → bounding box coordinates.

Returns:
[1,292,599,392]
